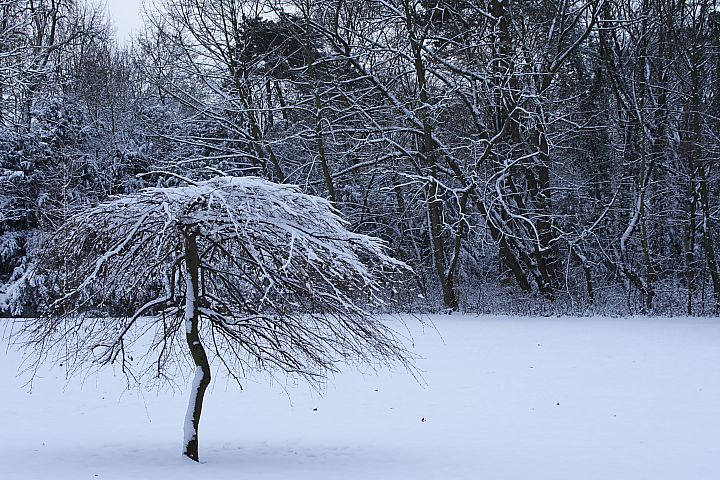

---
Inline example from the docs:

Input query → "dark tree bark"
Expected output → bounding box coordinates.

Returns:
[182,231,212,462]
[403,0,459,311]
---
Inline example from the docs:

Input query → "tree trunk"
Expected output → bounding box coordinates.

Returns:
[685,168,697,315]
[403,2,459,311]
[682,69,698,315]
[688,40,720,314]
[428,172,459,311]
[182,232,212,462]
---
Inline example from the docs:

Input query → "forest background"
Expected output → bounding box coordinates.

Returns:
[2,0,720,316]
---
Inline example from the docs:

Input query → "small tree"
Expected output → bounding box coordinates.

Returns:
[17,176,410,462]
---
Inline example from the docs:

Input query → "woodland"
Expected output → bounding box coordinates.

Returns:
[2,0,720,316]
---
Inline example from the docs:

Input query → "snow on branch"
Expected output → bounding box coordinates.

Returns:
[18,176,412,385]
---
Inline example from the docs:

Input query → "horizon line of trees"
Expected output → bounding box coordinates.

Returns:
[2,0,720,316]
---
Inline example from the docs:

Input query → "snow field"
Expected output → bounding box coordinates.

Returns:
[2,315,720,479]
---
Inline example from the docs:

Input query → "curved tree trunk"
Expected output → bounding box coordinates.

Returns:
[182,232,212,462]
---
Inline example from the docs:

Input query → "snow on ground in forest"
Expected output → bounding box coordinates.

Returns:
[2,315,720,480]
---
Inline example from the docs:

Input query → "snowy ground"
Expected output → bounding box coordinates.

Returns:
[2,315,720,479]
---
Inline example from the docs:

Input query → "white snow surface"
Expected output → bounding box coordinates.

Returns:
[2,315,720,479]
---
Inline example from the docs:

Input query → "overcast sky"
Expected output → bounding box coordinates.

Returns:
[104,0,144,45]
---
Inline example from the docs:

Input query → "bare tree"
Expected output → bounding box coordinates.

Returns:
[16,176,411,462]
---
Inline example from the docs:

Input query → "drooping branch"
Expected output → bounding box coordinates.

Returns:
[19,175,413,461]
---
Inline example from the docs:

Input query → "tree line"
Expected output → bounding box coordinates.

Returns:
[2,0,720,315]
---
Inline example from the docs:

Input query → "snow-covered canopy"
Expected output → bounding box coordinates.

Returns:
[24,176,411,384]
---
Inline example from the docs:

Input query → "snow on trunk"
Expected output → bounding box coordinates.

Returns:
[184,267,195,335]
[183,366,205,450]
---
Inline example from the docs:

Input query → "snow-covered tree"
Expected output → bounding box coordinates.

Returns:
[17,176,411,462]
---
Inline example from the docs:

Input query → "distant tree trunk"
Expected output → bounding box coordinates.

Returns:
[683,95,699,315]
[304,20,337,206]
[685,165,698,315]
[684,8,720,314]
[182,231,211,462]
[696,135,720,314]
[402,1,459,311]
